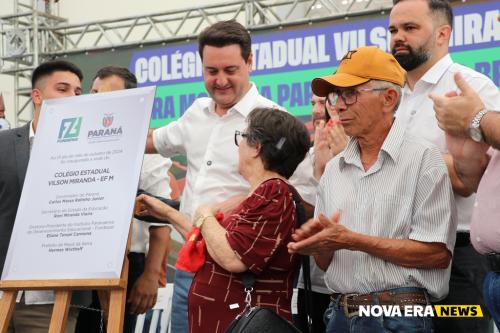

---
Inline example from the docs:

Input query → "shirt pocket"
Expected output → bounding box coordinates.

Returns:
[372,193,412,238]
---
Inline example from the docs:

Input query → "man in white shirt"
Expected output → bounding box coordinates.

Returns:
[389,1,500,331]
[145,20,316,333]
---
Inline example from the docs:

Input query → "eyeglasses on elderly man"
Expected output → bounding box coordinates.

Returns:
[326,87,389,106]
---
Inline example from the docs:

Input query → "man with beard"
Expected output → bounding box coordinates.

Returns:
[389,1,500,332]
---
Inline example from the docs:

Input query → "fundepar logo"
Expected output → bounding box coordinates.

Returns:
[358,305,483,318]
[58,117,82,142]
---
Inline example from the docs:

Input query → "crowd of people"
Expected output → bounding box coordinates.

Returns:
[0,0,499,332]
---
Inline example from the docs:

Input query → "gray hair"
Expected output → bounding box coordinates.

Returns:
[369,79,402,113]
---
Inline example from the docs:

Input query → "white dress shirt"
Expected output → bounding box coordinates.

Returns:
[130,154,172,254]
[153,83,316,219]
[396,54,500,232]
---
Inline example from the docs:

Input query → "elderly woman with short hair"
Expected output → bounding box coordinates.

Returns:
[137,107,310,332]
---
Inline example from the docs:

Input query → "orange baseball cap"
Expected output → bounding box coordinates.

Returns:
[312,46,406,96]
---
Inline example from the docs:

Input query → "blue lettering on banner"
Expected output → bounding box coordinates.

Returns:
[152,96,175,120]
[475,60,500,86]
[129,2,499,86]
[260,85,272,100]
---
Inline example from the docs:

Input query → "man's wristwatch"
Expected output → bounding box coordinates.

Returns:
[194,214,212,229]
[468,109,489,142]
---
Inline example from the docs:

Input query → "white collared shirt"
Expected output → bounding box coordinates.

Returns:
[29,120,35,149]
[396,54,500,232]
[0,118,10,131]
[153,83,317,219]
[130,154,172,254]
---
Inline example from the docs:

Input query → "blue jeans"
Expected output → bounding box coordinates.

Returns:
[483,271,500,329]
[170,268,195,333]
[324,287,434,333]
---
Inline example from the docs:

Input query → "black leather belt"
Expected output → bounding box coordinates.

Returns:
[486,253,500,272]
[455,232,470,247]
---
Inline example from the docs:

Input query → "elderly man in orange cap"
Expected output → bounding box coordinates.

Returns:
[288,46,457,333]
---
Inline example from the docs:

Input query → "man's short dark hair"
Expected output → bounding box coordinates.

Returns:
[393,0,453,28]
[246,108,310,179]
[93,66,138,89]
[31,60,83,88]
[198,20,251,62]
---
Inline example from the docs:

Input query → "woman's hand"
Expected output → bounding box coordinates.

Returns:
[135,194,174,222]
[313,120,349,180]
[193,203,247,273]
[194,204,217,222]
[136,193,192,238]
[313,121,334,180]
[328,121,349,156]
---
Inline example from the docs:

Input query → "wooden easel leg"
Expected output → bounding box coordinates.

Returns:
[107,288,127,333]
[49,290,72,333]
[107,221,132,332]
[0,291,17,333]
[107,238,130,333]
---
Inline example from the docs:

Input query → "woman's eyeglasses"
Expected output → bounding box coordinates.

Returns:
[234,130,249,147]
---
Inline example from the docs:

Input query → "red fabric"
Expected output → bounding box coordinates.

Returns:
[188,179,299,333]
[175,212,225,273]
[175,227,206,273]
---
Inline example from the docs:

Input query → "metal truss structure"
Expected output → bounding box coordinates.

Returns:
[0,0,393,125]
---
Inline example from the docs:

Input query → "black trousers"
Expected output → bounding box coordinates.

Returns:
[432,239,491,333]
[75,252,146,333]
[293,288,331,333]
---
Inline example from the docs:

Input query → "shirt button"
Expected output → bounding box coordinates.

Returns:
[207,160,212,166]
[474,201,478,207]
[410,110,416,115]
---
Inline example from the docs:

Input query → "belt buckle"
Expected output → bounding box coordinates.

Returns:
[343,293,360,318]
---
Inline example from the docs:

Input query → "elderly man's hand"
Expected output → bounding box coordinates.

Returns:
[288,211,350,256]
[429,72,485,137]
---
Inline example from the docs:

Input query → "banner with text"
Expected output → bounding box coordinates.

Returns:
[129,1,499,128]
